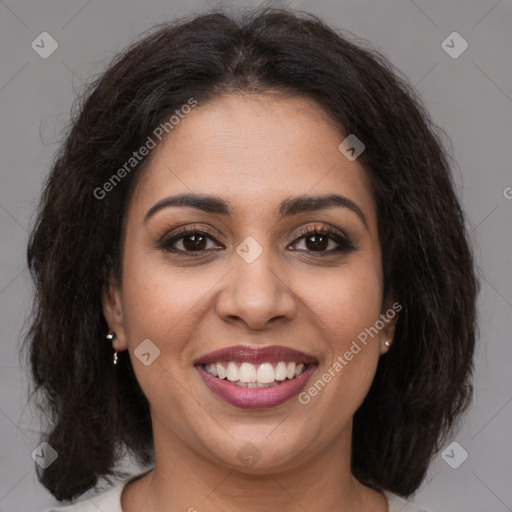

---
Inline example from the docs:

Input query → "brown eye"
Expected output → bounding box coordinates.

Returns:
[290,227,356,254]
[158,225,356,257]
[181,233,207,251]
[158,228,223,254]
[303,233,329,251]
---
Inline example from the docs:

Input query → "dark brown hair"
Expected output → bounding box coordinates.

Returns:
[22,6,478,502]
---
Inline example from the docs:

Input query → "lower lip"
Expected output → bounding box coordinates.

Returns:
[196,364,317,409]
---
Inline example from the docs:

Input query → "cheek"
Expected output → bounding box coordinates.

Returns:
[309,259,383,342]
[302,259,383,404]
[119,256,210,407]
[120,239,221,374]
[122,261,204,342]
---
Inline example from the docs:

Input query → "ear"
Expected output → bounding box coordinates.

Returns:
[379,294,401,355]
[102,273,128,351]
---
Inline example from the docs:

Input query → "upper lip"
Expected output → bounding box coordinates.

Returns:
[193,345,318,365]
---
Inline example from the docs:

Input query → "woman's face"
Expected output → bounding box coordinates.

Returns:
[103,93,396,472]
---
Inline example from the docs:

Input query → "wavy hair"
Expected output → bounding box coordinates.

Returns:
[22,6,478,502]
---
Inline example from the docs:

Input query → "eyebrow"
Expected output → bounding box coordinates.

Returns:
[143,192,368,229]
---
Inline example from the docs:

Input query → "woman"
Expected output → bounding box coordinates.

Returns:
[24,7,478,512]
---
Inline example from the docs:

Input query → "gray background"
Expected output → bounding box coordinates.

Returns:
[1,1,511,511]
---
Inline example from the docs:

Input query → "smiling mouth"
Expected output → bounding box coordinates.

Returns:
[200,361,312,388]
[194,345,319,408]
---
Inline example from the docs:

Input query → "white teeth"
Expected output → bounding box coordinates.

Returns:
[204,361,309,384]
[239,362,257,383]
[275,361,288,381]
[256,363,275,384]
[216,362,226,380]
[226,361,239,382]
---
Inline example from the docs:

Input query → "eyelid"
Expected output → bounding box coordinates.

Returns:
[291,223,350,241]
[165,224,224,243]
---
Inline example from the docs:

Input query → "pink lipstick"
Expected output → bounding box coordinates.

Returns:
[194,345,318,409]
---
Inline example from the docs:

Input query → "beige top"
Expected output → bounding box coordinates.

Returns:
[43,470,430,512]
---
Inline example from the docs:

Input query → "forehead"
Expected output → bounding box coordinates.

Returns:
[129,93,375,224]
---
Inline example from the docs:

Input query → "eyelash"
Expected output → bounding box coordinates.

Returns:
[157,224,357,257]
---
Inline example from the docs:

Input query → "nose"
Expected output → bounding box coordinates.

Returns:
[215,250,297,331]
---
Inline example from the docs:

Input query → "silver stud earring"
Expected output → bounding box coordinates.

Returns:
[384,340,391,347]
[106,331,118,366]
